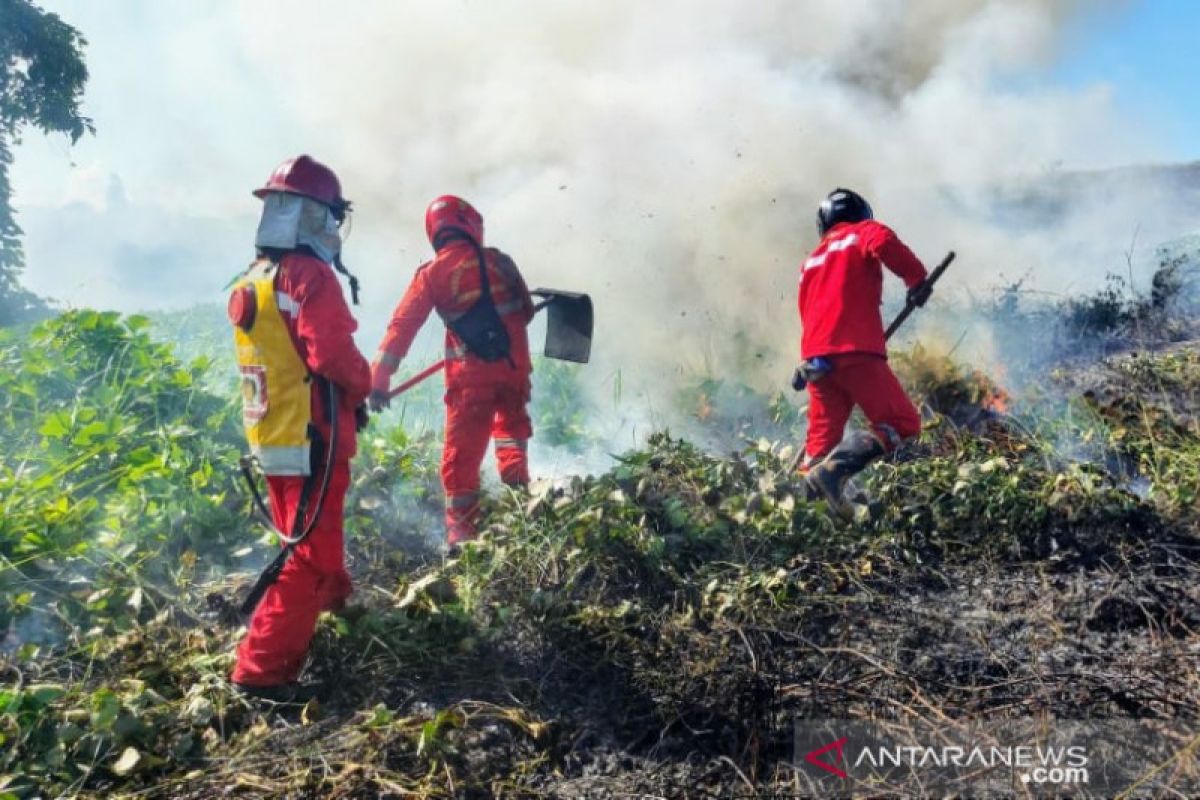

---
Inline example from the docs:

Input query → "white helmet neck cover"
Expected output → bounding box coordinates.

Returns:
[255,192,342,264]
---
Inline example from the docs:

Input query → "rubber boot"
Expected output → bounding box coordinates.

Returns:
[805,431,885,518]
[233,681,323,705]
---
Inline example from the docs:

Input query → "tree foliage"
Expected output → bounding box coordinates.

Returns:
[0,0,92,325]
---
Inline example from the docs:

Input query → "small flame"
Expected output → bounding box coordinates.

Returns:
[982,362,1011,414]
[984,389,1010,414]
[964,362,1011,415]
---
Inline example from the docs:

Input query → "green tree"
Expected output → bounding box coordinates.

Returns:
[0,0,91,325]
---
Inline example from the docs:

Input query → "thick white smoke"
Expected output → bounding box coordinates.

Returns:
[17,0,1193,449]
[220,0,1181,396]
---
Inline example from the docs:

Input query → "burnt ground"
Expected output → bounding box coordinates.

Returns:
[521,538,1200,798]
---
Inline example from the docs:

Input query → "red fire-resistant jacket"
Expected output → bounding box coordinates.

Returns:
[274,252,371,463]
[798,219,928,359]
[374,241,535,391]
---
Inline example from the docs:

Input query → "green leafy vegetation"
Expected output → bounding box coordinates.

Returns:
[0,311,245,642]
[1073,347,1200,512]
[146,304,235,391]
[529,357,595,452]
[0,300,1197,796]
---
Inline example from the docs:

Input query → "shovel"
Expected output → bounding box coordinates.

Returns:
[531,287,593,364]
[386,287,593,400]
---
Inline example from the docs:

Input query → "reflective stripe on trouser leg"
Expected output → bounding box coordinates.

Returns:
[445,492,480,546]
[491,386,533,487]
[493,437,529,486]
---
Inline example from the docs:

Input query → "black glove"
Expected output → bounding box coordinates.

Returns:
[367,389,391,414]
[791,367,807,392]
[907,280,933,308]
[354,404,370,432]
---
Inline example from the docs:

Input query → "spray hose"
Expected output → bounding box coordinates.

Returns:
[238,376,340,616]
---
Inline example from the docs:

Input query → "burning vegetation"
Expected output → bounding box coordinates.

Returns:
[1,262,1199,796]
[4,1,1200,794]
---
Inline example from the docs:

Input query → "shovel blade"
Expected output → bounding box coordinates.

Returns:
[532,288,593,364]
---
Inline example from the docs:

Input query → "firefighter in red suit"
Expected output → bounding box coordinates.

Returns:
[368,196,535,549]
[228,155,371,700]
[798,188,931,513]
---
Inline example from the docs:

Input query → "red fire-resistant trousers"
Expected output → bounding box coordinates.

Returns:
[442,385,532,546]
[231,460,352,687]
[804,352,922,462]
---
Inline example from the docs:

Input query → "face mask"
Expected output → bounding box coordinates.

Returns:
[255,193,342,263]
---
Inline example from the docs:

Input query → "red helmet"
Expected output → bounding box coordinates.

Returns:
[254,155,349,216]
[425,195,484,248]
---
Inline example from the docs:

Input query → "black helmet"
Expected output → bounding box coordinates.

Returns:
[816,188,873,236]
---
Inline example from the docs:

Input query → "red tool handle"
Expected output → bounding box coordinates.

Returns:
[386,359,446,400]
[382,299,557,401]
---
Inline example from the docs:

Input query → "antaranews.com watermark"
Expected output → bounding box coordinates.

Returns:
[793,718,1199,797]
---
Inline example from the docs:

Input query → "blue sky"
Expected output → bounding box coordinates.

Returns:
[1052,0,1200,161]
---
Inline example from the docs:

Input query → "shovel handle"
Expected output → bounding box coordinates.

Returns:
[883,251,955,340]
[386,360,447,400]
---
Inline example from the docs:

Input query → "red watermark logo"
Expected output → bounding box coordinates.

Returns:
[804,736,849,779]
